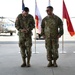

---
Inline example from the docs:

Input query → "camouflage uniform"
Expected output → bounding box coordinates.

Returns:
[15,14,35,66]
[41,14,63,61]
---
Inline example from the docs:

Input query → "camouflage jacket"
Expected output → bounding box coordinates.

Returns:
[15,14,35,36]
[41,14,63,39]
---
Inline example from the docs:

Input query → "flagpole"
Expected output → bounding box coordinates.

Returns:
[61,27,66,53]
[33,0,39,54]
[48,0,50,6]
[34,0,37,54]
[34,24,37,54]
[61,21,66,54]
[60,0,66,53]
[61,0,64,53]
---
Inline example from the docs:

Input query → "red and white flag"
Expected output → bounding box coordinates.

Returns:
[63,0,74,36]
[35,0,42,34]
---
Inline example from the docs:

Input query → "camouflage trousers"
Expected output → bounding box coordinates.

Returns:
[45,38,59,61]
[18,34,32,59]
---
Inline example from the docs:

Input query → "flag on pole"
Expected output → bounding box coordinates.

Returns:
[35,0,42,34]
[22,0,25,10]
[63,0,74,36]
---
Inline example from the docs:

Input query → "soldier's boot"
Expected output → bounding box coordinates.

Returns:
[53,60,58,67]
[21,57,26,67]
[47,60,53,67]
[27,57,31,67]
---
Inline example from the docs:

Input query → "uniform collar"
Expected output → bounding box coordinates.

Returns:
[48,14,54,18]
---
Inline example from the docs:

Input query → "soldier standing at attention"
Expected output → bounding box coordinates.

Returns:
[15,7,35,67]
[41,6,63,67]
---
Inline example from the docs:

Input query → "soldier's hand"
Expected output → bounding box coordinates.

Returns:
[21,29,25,32]
[43,35,45,38]
[21,29,29,33]
[58,35,61,38]
[21,29,27,32]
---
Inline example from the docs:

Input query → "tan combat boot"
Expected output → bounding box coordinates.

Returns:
[27,57,31,67]
[21,57,26,67]
[47,60,53,67]
[53,60,58,67]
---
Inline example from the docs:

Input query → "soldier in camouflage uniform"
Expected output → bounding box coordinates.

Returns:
[41,6,63,67]
[15,7,35,67]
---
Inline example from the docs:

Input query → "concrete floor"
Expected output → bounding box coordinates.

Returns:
[0,41,75,75]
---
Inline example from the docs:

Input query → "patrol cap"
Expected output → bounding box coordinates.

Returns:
[24,7,29,12]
